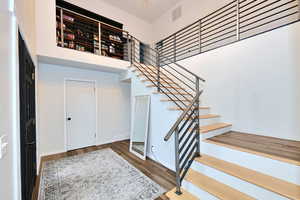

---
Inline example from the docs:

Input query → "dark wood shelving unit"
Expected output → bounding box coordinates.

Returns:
[100,23,127,60]
[56,8,62,47]
[56,1,128,60]
[56,9,99,54]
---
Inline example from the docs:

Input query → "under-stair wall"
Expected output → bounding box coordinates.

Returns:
[130,70,178,170]
[177,21,300,141]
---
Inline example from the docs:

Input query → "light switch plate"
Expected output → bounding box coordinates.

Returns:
[0,135,8,159]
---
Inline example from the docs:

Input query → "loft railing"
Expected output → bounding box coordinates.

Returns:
[129,35,205,195]
[156,0,300,63]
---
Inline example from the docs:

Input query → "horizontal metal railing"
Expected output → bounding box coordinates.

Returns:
[156,0,300,63]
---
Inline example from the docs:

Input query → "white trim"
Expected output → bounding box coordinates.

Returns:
[63,78,98,151]
[35,62,40,174]
[13,16,21,200]
[39,150,66,159]
[10,0,15,12]
[129,95,151,160]
[17,26,36,66]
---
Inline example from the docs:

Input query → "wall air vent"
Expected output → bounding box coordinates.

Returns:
[172,6,182,22]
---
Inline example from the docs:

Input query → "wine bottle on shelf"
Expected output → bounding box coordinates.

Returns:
[63,15,74,22]
[64,33,75,40]
[109,44,115,53]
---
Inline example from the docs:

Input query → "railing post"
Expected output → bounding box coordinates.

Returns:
[298,0,300,20]
[236,0,240,41]
[126,33,129,62]
[174,35,177,62]
[131,38,136,64]
[98,22,102,56]
[174,127,182,195]
[130,37,133,64]
[195,77,201,157]
[199,20,202,54]
[157,51,161,92]
[60,8,64,47]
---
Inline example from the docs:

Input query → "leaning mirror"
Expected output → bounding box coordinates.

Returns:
[130,95,151,160]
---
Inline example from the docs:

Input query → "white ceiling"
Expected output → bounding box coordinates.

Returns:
[100,0,183,22]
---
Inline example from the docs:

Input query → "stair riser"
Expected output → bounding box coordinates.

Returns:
[182,180,219,200]
[200,117,220,126]
[191,161,289,200]
[199,109,210,115]
[200,126,232,140]
[200,141,300,185]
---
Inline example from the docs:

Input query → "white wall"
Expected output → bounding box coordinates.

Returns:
[65,0,153,43]
[178,22,300,141]
[0,0,37,199]
[151,0,231,43]
[0,6,21,200]
[38,63,131,157]
[15,0,36,63]
[35,0,152,70]
[130,73,179,171]
[15,0,40,176]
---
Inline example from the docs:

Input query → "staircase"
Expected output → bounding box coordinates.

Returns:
[127,36,300,200]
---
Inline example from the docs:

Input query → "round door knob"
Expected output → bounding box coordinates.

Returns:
[67,117,72,121]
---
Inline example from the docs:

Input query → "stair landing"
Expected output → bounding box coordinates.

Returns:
[206,131,300,165]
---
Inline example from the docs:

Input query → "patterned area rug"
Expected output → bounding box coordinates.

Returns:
[39,148,166,200]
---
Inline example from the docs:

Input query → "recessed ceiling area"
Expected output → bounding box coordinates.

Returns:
[99,0,183,22]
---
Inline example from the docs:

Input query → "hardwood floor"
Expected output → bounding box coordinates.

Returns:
[208,131,300,163]
[32,140,175,200]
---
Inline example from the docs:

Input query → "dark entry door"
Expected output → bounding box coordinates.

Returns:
[19,32,37,200]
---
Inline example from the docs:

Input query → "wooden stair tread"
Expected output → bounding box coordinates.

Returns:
[200,123,232,133]
[195,154,300,200]
[146,84,184,90]
[199,114,219,119]
[133,62,157,68]
[141,79,177,84]
[161,99,192,102]
[132,66,157,71]
[137,74,172,80]
[133,67,164,76]
[153,91,191,96]
[186,169,255,200]
[184,114,220,120]
[134,69,159,74]
[137,72,168,78]
[166,188,199,200]
[169,106,209,111]
[169,107,210,111]
[133,65,175,80]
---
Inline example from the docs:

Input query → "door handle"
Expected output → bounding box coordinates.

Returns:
[67,117,72,121]
[26,141,36,145]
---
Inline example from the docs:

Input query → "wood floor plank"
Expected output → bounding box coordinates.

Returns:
[32,140,174,200]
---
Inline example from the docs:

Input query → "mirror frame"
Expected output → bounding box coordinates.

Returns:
[130,95,151,160]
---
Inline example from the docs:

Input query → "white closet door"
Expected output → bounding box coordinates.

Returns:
[66,80,96,150]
